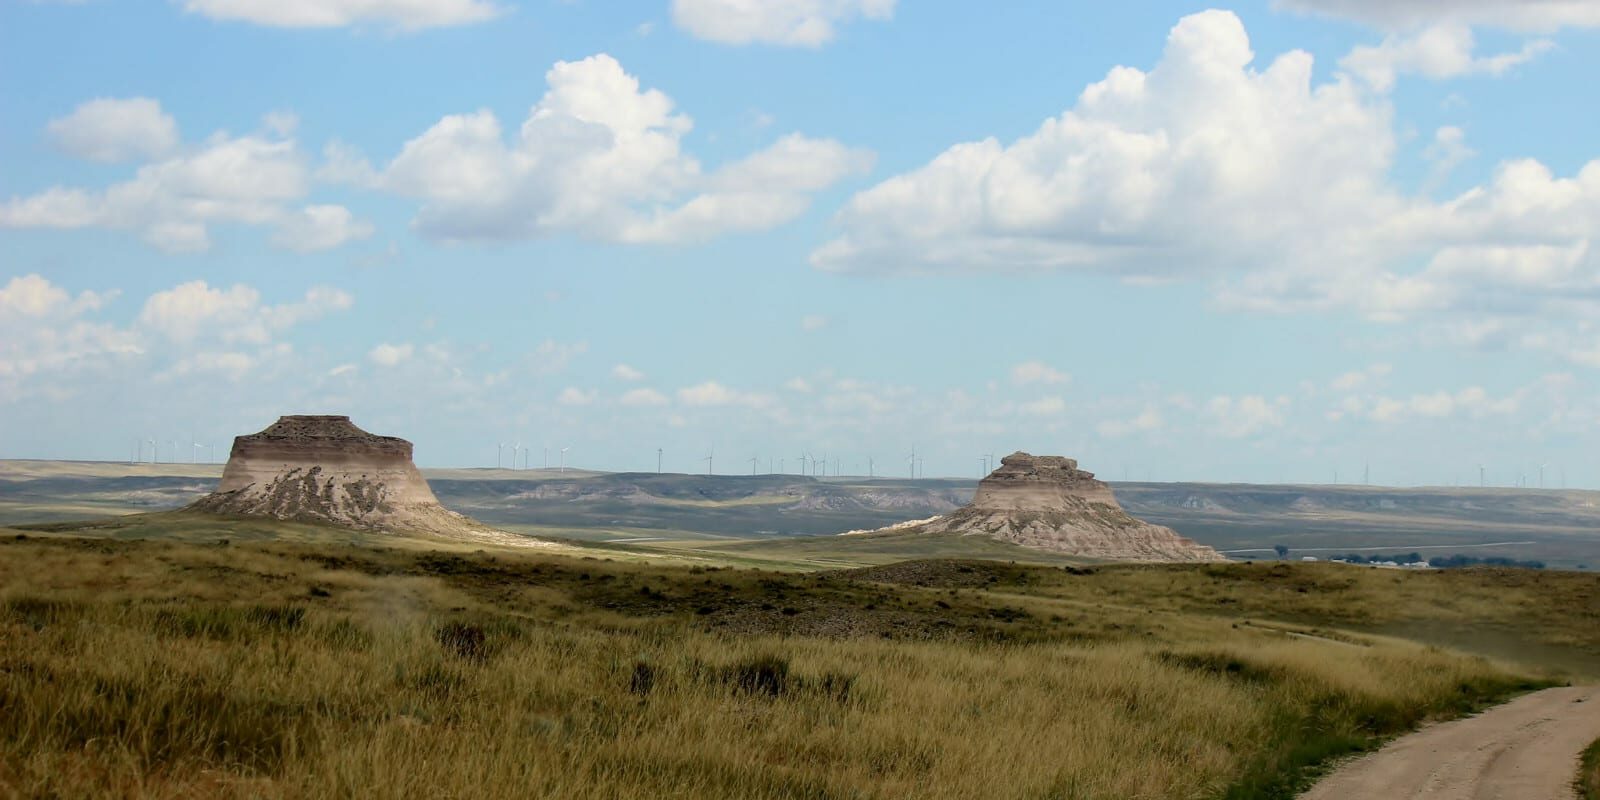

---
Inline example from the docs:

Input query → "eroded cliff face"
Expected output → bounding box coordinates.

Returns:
[904,452,1225,563]
[189,415,497,538]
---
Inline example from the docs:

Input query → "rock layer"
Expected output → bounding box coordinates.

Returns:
[188,415,501,538]
[898,452,1224,562]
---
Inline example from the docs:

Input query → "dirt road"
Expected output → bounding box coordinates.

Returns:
[1300,686,1600,799]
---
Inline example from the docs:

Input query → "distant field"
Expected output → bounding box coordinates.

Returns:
[4,459,1597,569]
[4,534,1593,799]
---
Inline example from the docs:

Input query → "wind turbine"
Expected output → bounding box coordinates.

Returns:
[192,441,204,464]
[703,449,714,476]
[1539,463,1546,489]
[559,447,570,473]
[799,451,810,477]
[497,442,508,469]
[985,453,996,475]
[749,456,759,475]
[657,448,663,474]
[908,446,916,479]
[867,456,874,478]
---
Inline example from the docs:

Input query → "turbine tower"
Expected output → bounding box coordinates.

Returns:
[559,446,570,473]
[703,449,714,476]
[657,447,663,474]
[749,456,759,475]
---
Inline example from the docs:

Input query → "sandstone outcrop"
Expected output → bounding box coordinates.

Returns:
[188,415,516,540]
[885,452,1224,562]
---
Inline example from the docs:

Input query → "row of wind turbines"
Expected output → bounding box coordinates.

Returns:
[495,442,572,472]
[492,444,1006,480]
[130,437,217,464]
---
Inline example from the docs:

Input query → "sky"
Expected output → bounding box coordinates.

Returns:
[2,0,1598,487]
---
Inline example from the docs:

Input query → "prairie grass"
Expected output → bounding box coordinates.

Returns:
[0,537,1564,799]
[1582,738,1600,800]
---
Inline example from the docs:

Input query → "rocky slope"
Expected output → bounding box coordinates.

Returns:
[891,453,1224,562]
[187,416,517,541]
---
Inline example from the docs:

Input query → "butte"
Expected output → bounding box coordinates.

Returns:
[885,452,1224,563]
[187,415,521,543]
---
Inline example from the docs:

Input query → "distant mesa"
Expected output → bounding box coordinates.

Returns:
[188,415,523,542]
[871,452,1225,563]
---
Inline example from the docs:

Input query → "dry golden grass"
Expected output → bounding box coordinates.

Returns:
[1583,739,1600,800]
[0,537,1563,800]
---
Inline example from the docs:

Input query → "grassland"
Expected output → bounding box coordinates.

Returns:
[1583,738,1600,800]
[4,533,1594,799]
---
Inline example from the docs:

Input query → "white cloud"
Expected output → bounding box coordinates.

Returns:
[139,283,260,343]
[800,314,829,332]
[557,386,596,406]
[181,0,502,30]
[1010,361,1070,386]
[1274,0,1600,32]
[1,275,348,402]
[368,342,414,366]
[784,377,814,393]
[1097,407,1163,438]
[1021,396,1066,416]
[328,363,358,377]
[814,11,1399,280]
[1330,362,1392,391]
[677,380,774,408]
[671,0,895,46]
[357,54,871,244]
[138,281,352,344]
[271,204,375,252]
[814,10,1600,365]
[611,363,646,381]
[1353,386,1521,423]
[1339,24,1552,91]
[46,98,178,163]
[3,99,370,254]
[1207,395,1290,438]
[619,387,669,406]
[527,339,588,374]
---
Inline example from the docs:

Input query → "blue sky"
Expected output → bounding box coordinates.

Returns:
[3,0,1598,486]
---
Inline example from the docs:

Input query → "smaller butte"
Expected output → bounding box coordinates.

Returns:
[188,415,518,542]
[886,452,1224,563]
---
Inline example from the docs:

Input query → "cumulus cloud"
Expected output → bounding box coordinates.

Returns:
[46,98,178,163]
[800,314,829,332]
[619,387,669,406]
[270,205,375,252]
[1330,363,1392,391]
[3,99,369,253]
[181,0,502,30]
[138,281,353,344]
[1,275,350,401]
[1274,0,1600,32]
[1021,396,1066,416]
[677,380,774,408]
[368,342,414,366]
[1207,395,1290,438]
[1342,385,1522,423]
[1010,361,1070,386]
[814,10,1600,365]
[347,54,871,244]
[671,0,894,46]
[1340,24,1552,91]
[611,363,646,381]
[557,386,596,406]
[1097,407,1163,438]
